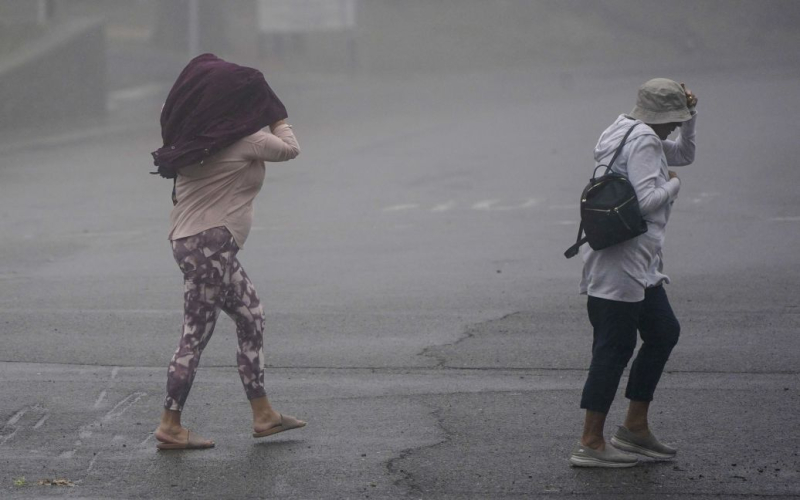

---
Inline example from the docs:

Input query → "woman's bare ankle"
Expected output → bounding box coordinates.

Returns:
[253,409,281,426]
[156,409,186,437]
[580,435,605,450]
[623,422,650,435]
[157,424,185,435]
[249,396,280,425]
[624,401,650,435]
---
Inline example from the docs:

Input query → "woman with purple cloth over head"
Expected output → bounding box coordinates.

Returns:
[569,78,698,467]
[151,54,305,450]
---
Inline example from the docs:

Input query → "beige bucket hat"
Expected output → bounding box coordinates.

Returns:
[629,78,692,124]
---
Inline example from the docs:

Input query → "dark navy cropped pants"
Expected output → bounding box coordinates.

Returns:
[580,285,681,414]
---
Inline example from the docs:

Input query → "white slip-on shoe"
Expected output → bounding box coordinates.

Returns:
[610,426,677,460]
[569,441,638,468]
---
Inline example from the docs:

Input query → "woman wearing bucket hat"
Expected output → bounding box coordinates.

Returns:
[569,78,698,468]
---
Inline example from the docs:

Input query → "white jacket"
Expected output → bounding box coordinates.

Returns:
[580,111,697,302]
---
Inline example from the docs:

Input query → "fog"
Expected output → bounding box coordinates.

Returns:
[1,2,800,497]
[2,0,800,135]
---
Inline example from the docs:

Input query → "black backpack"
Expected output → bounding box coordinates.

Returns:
[564,123,648,259]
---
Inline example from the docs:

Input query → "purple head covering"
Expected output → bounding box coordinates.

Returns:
[151,54,287,179]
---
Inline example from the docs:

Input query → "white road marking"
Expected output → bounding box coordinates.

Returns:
[1,406,50,445]
[33,415,49,429]
[0,308,181,314]
[472,200,501,210]
[86,453,101,474]
[770,216,800,222]
[138,433,154,448]
[431,201,456,212]
[384,199,543,213]
[107,83,166,111]
[108,83,165,103]
[474,199,540,211]
[111,367,120,380]
[74,230,146,238]
[690,191,722,204]
[6,408,26,426]
[103,392,147,422]
[0,122,151,155]
[518,198,540,209]
[383,204,419,212]
[93,390,107,409]
[0,428,18,446]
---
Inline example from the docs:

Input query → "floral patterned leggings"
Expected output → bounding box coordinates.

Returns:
[165,227,266,411]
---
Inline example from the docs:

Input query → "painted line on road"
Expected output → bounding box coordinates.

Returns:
[518,198,540,209]
[383,204,420,212]
[66,392,148,463]
[0,428,19,446]
[770,216,800,222]
[72,229,147,238]
[107,83,167,112]
[431,201,456,212]
[0,308,182,315]
[33,414,49,429]
[382,199,544,213]
[138,433,154,448]
[1,359,798,375]
[5,408,26,427]
[473,199,540,211]
[93,390,107,409]
[0,122,152,156]
[689,191,721,204]
[103,392,147,422]
[1,406,50,445]
[472,199,501,210]
[107,83,166,104]
[85,452,101,474]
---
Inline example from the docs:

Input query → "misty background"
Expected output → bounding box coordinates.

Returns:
[1,2,800,498]
[2,0,800,134]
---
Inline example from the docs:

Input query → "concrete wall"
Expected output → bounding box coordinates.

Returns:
[0,16,106,132]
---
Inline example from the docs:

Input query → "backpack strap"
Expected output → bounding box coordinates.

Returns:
[564,221,587,259]
[594,123,639,179]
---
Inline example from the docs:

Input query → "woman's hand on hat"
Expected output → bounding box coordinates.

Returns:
[681,83,698,109]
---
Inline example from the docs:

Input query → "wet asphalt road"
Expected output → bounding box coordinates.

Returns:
[1,58,799,498]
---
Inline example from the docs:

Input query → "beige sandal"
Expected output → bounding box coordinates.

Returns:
[156,430,215,450]
[252,413,307,439]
